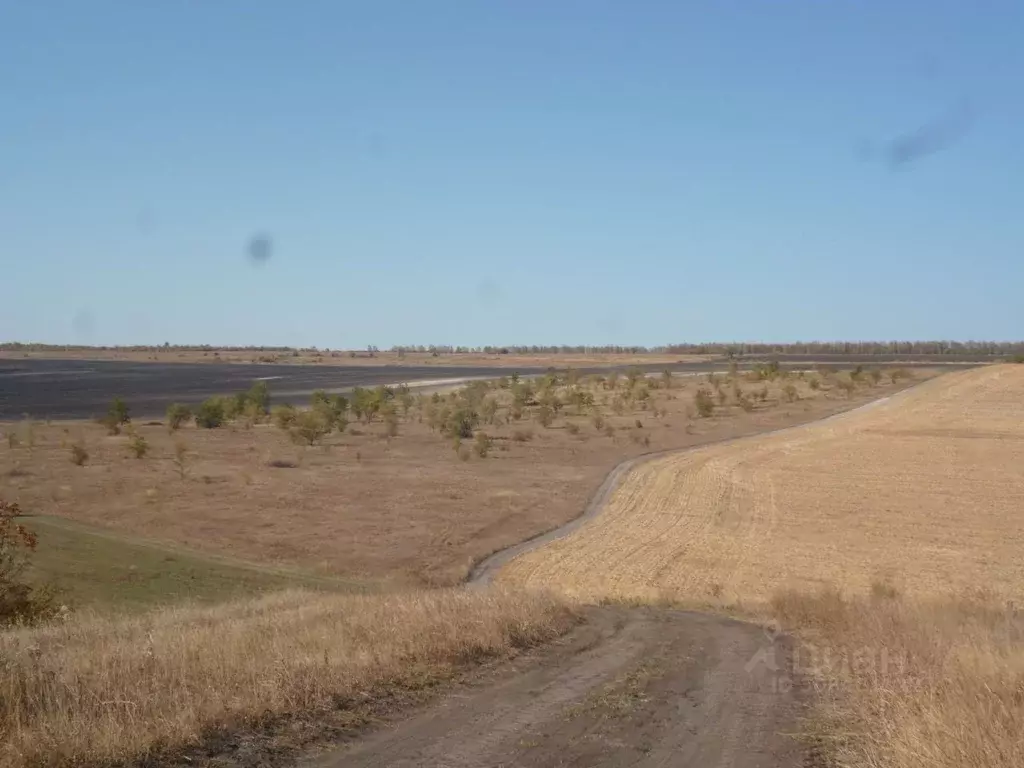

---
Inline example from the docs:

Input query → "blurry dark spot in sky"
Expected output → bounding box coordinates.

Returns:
[72,308,95,339]
[883,99,974,169]
[366,132,388,159]
[247,234,273,266]
[476,279,502,303]
[135,207,156,234]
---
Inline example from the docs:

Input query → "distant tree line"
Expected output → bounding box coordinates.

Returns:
[4,340,1024,357]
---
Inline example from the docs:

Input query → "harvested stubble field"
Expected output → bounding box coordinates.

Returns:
[2,366,925,600]
[500,364,1024,603]
[501,363,1024,768]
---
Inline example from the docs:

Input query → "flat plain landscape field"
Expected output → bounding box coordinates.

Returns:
[1,365,929,599]
[500,364,1024,602]
[500,363,1024,768]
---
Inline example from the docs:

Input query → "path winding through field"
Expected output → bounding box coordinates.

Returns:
[312,384,943,767]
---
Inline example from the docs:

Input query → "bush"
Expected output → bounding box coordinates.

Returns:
[474,431,492,458]
[245,381,271,415]
[889,368,911,383]
[782,383,799,403]
[109,398,131,427]
[591,413,605,432]
[289,410,332,446]
[694,388,715,418]
[869,369,883,385]
[535,404,554,428]
[481,397,499,424]
[511,429,533,442]
[808,377,821,391]
[195,398,226,429]
[566,422,580,435]
[0,500,58,626]
[128,434,148,459]
[446,406,479,439]
[273,404,298,430]
[166,403,192,430]
[70,442,88,466]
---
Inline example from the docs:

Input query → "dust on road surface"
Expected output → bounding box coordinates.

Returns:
[309,606,805,768]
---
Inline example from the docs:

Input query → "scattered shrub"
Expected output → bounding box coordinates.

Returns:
[289,410,332,446]
[273,404,298,430]
[109,397,131,427]
[70,442,88,466]
[473,431,492,458]
[782,383,799,403]
[512,429,533,442]
[0,500,58,626]
[195,398,226,429]
[535,404,554,428]
[446,406,479,439]
[634,419,643,429]
[166,403,192,430]
[481,397,499,424]
[592,413,605,432]
[566,422,580,435]
[694,388,715,418]
[172,440,190,480]
[868,369,883,386]
[808,377,821,391]
[128,434,148,459]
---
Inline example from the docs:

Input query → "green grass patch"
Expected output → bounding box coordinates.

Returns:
[19,516,371,613]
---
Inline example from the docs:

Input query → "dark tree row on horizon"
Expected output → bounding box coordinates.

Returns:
[3,340,1024,356]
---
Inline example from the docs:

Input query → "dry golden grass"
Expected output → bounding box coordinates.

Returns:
[501,365,1024,602]
[500,364,1024,768]
[772,588,1024,768]
[0,586,575,767]
[2,368,916,591]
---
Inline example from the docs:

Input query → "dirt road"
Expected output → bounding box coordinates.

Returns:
[309,606,805,768]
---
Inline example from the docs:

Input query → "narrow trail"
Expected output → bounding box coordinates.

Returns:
[314,387,926,768]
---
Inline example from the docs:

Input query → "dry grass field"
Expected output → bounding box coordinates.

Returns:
[501,364,1024,768]
[0,587,574,767]
[1,365,926,598]
[499,365,1024,602]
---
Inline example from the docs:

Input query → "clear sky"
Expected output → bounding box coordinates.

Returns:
[2,2,1021,348]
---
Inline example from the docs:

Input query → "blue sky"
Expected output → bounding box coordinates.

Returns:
[2,2,1021,348]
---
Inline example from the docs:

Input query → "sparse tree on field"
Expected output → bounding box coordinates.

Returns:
[0,500,58,625]
[128,434,149,459]
[166,403,192,431]
[195,398,226,428]
[481,397,499,425]
[172,440,190,479]
[289,410,332,446]
[694,388,715,418]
